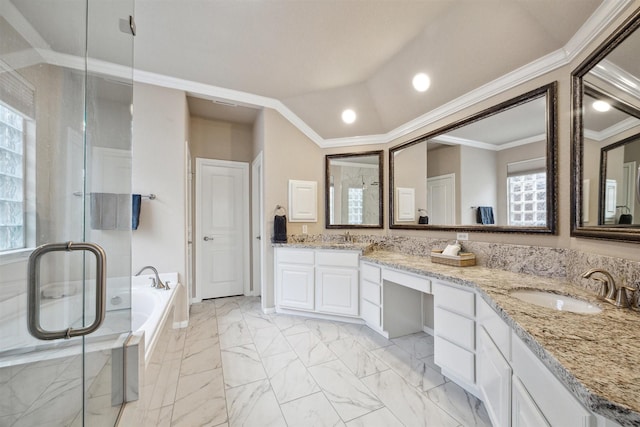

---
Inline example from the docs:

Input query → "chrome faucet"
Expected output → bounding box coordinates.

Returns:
[135,265,169,290]
[581,268,635,308]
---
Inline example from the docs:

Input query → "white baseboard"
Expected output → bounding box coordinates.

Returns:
[275,307,365,325]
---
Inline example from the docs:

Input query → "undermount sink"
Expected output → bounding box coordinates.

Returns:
[510,289,602,314]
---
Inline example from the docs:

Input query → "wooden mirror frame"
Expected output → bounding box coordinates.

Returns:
[389,82,558,234]
[325,150,384,229]
[571,7,640,241]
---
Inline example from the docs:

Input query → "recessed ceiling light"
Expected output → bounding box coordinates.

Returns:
[342,109,356,124]
[412,73,431,92]
[592,100,611,112]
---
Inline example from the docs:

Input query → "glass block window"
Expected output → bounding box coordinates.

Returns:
[347,187,363,225]
[0,103,25,251]
[507,172,546,226]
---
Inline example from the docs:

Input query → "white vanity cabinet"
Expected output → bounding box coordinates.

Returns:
[433,280,478,394]
[276,248,315,311]
[275,247,359,317]
[315,251,359,316]
[476,297,596,427]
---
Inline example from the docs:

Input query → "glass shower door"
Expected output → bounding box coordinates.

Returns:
[0,1,134,426]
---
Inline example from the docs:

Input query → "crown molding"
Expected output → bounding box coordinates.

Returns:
[432,133,547,152]
[591,59,640,101]
[4,0,632,149]
[133,69,327,147]
[585,116,640,142]
[563,0,634,62]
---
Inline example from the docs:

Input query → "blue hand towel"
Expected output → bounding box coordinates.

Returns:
[132,194,141,230]
[476,206,495,225]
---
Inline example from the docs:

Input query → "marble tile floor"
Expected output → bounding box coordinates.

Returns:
[118,296,491,427]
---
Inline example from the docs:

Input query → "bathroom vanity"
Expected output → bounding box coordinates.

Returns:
[275,246,360,317]
[273,243,639,426]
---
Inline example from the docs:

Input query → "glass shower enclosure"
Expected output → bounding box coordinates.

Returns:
[1,1,135,426]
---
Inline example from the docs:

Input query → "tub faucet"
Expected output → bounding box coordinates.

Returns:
[135,265,169,290]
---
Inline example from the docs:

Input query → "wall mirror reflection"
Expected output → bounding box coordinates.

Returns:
[325,151,383,229]
[389,82,557,233]
[572,7,640,240]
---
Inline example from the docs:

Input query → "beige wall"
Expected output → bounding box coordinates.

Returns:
[132,82,188,321]
[190,117,253,162]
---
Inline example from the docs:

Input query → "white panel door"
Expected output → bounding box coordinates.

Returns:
[196,158,249,299]
[427,173,455,225]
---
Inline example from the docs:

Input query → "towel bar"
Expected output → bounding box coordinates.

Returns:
[74,192,156,200]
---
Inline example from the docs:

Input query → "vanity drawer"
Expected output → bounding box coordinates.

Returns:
[361,299,381,327]
[433,282,475,317]
[435,335,475,384]
[382,268,431,293]
[277,248,314,265]
[435,307,475,350]
[316,251,359,268]
[361,279,381,305]
[361,263,381,284]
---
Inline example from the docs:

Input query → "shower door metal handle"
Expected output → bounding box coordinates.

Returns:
[28,241,107,340]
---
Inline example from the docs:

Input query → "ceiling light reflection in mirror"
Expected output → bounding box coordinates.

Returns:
[342,109,356,124]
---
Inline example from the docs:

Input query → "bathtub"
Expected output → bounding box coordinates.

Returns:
[129,272,179,364]
[0,272,178,365]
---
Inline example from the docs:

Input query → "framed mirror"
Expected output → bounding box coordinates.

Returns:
[389,82,557,233]
[325,151,384,229]
[571,7,640,241]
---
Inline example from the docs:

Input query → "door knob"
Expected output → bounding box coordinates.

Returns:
[203,236,214,241]
[256,236,261,240]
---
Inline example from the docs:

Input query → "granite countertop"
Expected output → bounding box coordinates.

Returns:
[361,250,640,426]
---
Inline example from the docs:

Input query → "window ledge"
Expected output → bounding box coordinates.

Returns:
[0,248,34,265]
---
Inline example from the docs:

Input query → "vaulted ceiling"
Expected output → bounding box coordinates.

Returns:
[132,0,609,142]
[7,0,634,146]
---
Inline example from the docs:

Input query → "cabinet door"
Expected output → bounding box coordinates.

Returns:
[512,376,550,427]
[478,327,512,427]
[277,264,315,310]
[316,266,358,316]
[288,179,317,222]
